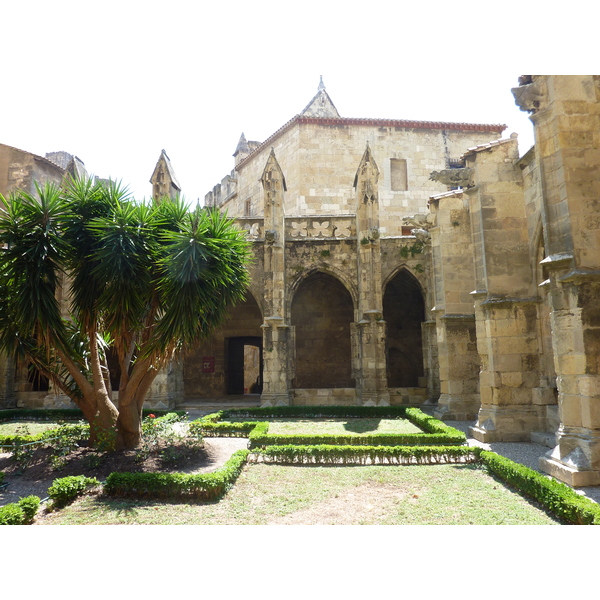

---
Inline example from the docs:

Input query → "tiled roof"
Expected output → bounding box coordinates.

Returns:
[235,116,507,171]
[461,134,517,159]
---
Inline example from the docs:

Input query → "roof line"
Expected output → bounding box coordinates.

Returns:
[235,116,506,172]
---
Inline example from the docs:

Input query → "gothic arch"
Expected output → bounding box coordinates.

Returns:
[290,270,354,388]
[383,268,426,387]
[287,266,358,319]
[240,287,264,320]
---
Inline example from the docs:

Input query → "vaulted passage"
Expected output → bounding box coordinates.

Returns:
[291,272,354,388]
[384,270,425,387]
[183,292,263,398]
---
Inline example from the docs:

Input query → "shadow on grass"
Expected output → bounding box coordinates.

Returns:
[342,418,381,433]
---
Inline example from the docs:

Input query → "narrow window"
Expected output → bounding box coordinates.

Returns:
[390,158,408,191]
[244,198,251,216]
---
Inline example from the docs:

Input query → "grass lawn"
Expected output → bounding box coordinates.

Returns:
[39,463,559,525]
[0,421,61,436]
[265,418,423,435]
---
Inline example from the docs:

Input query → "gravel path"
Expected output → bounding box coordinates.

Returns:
[448,420,600,504]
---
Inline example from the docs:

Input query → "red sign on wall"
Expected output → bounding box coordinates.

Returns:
[202,357,215,373]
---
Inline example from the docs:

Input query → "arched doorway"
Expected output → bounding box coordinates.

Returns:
[291,271,354,388]
[183,292,263,398]
[383,269,425,387]
[226,336,263,395]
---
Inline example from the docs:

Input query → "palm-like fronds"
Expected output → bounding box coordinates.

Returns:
[0,178,251,431]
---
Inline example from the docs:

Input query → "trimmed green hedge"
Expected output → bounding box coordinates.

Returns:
[251,444,478,465]
[0,408,186,423]
[0,409,85,423]
[478,450,600,525]
[0,410,187,448]
[190,406,466,448]
[104,449,250,501]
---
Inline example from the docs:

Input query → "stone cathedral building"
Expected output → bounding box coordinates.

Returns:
[1,75,600,488]
[178,80,504,409]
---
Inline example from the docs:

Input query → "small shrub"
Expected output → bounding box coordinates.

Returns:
[48,475,99,509]
[10,438,36,473]
[17,496,40,523]
[0,503,25,525]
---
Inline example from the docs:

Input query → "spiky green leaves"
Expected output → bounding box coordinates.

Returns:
[0,176,251,400]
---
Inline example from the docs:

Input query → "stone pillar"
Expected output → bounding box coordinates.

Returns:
[421,319,440,403]
[353,144,389,406]
[514,75,600,485]
[428,191,480,420]
[463,135,544,442]
[259,149,292,406]
[144,360,182,410]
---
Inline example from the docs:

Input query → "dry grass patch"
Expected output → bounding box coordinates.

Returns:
[38,463,560,525]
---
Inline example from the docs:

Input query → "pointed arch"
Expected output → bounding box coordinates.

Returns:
[383,268,426,387]
[290,270,354,388]
[288,266,358,319]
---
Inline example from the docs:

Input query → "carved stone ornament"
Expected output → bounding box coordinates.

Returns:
[402,213,434,230]
[264,229,277,244]
[411,228,431,242]
[429,168,473,188]
[512,79,544,114]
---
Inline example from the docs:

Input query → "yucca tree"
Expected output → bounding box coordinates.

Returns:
[0,177,250,448]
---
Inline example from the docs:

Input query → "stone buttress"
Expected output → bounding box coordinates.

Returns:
[514,75,600,486]
[259,149,293,406]
[352,144,390,406]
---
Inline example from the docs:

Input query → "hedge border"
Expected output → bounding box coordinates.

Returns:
[103,449,250,501]
[189,406,466,448]
[0,409,186,448]
[97,445,600,524]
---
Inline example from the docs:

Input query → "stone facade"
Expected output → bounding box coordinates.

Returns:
[429,75,600,487]
[189,82,504,409]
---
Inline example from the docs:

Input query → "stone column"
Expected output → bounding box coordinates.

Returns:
[462,136,544,442]
[353,144,389,406]
[259,149,292,406]
[514,75,600,485]
[428,190,480,421]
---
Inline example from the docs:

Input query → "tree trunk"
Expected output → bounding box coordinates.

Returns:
[116,400,143,449]
[86,393,119,450]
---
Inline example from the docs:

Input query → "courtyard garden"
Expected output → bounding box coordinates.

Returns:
[2,406,599,525]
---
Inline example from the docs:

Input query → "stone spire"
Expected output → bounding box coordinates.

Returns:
[150,149,181,202]
[233,132,251,167]
[353,142,389,406]
[259,148,291,406]
[300,77,340,118]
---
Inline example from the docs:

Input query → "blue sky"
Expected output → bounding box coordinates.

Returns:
[2,1,591,204]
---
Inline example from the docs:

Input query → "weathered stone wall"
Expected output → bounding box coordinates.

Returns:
[215,120,503,237]
[0,143,65,199]
[183,292,264,398]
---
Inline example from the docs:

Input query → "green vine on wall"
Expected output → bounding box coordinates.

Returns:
[399,241,424,259]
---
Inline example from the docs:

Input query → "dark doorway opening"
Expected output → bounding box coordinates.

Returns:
[384,269,425,387]
[226,336,263,395]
